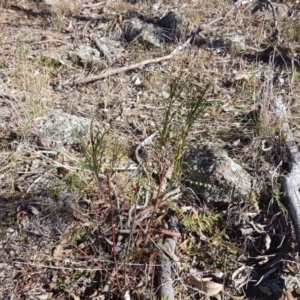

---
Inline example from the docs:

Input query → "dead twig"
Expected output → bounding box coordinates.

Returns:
[128,130,159,222]
[0,92,17,101]
[72,6,237,85]
[0,78,18,101]
[28,39,72,46]
[93,37,113,66]
[134,187,181,224]
[106,171,122,291]
[102,269,117,293]
[135,131,159,166]
[73,37,193,85]
[81,2,106,8]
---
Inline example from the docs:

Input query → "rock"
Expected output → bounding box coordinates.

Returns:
[122,12,195,47]
[37,112,102,145]
[131,75,142,85]
[68,45,101,66]
[151,1,161,11]
[214,34,246,53]
[183,143,252,204]
[122,17,164,47]
[158,11,195,41]
[41,38,124,70]
[251,2,289,19]
[259,274,300,297]
[274,3,289,18]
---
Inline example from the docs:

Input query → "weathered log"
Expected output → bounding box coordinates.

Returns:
[158,215,179,300]
[274,96,300,252]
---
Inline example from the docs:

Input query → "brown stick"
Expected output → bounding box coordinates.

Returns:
[73,36,193,85]
[73,6,236,85]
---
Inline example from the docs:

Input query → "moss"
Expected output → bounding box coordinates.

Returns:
[39,57,62,68]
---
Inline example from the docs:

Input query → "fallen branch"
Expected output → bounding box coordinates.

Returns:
[273,96,300,253]
[73,36,194,85]
[102,269,117,294]
[93,37,113,66]
[73,6,236,85]
[157,215,179,300]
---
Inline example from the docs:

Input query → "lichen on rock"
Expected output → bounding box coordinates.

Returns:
[183,142,252,204]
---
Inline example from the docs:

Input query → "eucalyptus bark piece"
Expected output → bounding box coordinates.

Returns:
[186,275,223,297]
[274,96,300,252]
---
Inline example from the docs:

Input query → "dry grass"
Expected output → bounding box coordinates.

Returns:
[1,0,300,299]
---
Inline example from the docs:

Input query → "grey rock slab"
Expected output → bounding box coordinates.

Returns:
[122,12,195,47]
[122,17,164,47]
[183,143,252,204]
[68,45,101,66]
[251,2,289,19]
[274,3,289,18]
[37,112,101,145]
[159,11,195,42]
[213,34,246,53]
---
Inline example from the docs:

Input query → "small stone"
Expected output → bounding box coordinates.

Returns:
[151,1,161,10]
[37,112,105,145]
[122,18,163,47]
[132,75,142,85]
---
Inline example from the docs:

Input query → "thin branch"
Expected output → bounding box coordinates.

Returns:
[73,37,193,85]
[0,92,18,101]
[135,131,159,166]
[93,36,113,66]
[72,6,237,85]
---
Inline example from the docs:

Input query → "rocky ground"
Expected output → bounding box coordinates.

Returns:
[1,0,300,299]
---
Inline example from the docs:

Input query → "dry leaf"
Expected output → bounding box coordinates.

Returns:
[124,290,131,300]
[62,20,74,33]
[41,35,53,41]
[186,275,223,296]
[279,289,295,300]
[264,233,271,251]
[64,289,80,300]
[37,294,52,300]
[27,205,39,215]
[232,265,252,288]
[233,72,250,82]
[118,14,123,24]
[53,239,72,258]
[232,139,240,147]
